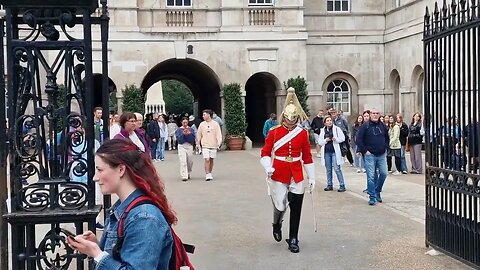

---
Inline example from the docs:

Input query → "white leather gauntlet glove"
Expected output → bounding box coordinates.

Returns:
[304,163,315,192]
[260,156,275,177]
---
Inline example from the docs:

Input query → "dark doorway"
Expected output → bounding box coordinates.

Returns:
[141,58,222,119]
[245,72,279,143]
[92,74,117,109]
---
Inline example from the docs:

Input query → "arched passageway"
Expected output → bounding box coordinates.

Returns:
[141,59,222,118]
[411,65,424,113]
[245,72,280,143]
[92,74,117,111]
[389,69,401,114]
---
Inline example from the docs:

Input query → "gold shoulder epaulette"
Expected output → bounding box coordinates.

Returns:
[270,125,281,131]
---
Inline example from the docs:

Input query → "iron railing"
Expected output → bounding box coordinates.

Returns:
[0,0,110,269]
[424,0,480,268]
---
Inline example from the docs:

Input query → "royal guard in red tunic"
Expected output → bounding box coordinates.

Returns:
[260,87,315,253]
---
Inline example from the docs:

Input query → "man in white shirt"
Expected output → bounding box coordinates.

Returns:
[196,109,222,181]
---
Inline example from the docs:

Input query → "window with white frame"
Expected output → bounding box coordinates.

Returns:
[327,0,349,12]
[249,0,273,6]
[166,0,192,7]
[326,79,351,113]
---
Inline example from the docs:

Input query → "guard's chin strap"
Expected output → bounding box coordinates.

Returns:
[282,121,299,131]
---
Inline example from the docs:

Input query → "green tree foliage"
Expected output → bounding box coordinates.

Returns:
[55,84,66,131]
[121,84,145,114]
[284,76,310,116]
[162,80,194,115]
[109,91,118,113]
[223,83,246,137]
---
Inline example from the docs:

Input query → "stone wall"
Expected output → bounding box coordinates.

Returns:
[82,0,429,121]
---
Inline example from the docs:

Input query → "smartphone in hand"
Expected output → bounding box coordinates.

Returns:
[64,230,79,243]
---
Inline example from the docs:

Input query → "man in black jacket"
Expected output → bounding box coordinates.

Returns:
[147,113,161,160]
[356,108,389,206]
[310,109,325,158]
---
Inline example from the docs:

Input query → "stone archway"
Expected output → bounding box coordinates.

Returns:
[411,65,424,114]
[389,69,401,115]
[245,72,281,143]
[141,58,222,118]
[92,74,117,111]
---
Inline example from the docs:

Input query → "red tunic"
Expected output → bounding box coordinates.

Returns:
[261,125,313,184]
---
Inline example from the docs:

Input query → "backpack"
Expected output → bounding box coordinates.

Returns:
[112,195,195,270]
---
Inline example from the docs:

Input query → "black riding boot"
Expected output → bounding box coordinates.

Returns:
[272,207,285,242]
[286,192,304,253]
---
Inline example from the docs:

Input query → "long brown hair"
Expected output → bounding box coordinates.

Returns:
[354,115,364,127]
[411,112,423,125]
[386,115,396,128]
[96,139,177,225]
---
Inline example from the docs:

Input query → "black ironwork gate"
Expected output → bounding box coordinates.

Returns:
[424,0,480,268]
[0,0,110,269]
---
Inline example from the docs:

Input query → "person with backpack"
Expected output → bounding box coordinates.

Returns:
[67,139,194,270]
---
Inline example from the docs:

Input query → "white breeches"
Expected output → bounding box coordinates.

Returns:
[269,178,304,211]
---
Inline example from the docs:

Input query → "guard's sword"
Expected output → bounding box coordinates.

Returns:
[310,187,318,232]
[265,175,272,196]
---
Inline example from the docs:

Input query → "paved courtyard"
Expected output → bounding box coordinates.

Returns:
[157,149,472,270]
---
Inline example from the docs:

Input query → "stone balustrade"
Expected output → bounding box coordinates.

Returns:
[145,104,165,115]
[166,10,194,27]
[248,9,275,26]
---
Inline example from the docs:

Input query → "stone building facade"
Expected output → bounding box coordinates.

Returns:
[92,0,430,141]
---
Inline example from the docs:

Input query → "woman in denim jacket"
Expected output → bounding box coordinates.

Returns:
[68,139,176,269]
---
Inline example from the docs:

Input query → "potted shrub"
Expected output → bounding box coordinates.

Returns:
[223,83,246,150]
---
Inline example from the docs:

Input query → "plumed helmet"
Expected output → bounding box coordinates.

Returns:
[280,87,308,124]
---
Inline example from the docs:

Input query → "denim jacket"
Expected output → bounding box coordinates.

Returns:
[96,189,173,270]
